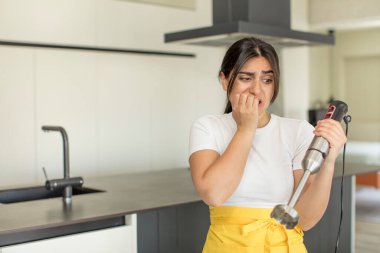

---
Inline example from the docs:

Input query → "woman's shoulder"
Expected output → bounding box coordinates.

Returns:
[192,113,232,127]
[272,114,314,130]
[271,115,314,145]
[272,114,311,125]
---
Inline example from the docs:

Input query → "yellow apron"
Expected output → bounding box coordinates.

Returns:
[202,206,307,253]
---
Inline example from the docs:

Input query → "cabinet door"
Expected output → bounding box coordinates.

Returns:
[2,214,137,253]
[137,202,209,253]
[304,177,353,253]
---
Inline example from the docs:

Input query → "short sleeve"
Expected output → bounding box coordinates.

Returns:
[189,116,219,158]
[292,121,315,170]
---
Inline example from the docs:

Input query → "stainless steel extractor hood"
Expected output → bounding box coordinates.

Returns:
[164,0,334,47]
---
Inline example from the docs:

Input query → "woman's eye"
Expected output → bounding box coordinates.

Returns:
[239,76,251,81]
[263,78,273,84]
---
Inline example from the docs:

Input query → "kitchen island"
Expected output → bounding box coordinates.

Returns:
[0,168,207,253]
[0,159,379,252]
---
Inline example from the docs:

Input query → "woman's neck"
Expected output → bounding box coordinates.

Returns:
[258,112,271,128]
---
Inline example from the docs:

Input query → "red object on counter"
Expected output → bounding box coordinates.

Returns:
[356,172,380,189]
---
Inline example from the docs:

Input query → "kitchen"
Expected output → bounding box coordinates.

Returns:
[0,0,379,252]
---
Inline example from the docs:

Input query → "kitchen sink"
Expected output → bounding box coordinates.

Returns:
[0,185,104,204]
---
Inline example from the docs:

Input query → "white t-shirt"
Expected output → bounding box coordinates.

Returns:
[189,113,314,208]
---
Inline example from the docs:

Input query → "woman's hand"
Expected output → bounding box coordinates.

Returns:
[313,119,347,164]
[230,92,259,134]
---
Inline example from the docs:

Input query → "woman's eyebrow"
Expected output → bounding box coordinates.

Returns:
[238,71,255,76]
[238,70,273,76]
[262,70,274,74]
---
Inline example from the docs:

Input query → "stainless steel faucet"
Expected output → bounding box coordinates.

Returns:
[42,126,83,204]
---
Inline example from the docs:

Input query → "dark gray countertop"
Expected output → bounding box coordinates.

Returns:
[335,161,380,177]
[0,168,199,238]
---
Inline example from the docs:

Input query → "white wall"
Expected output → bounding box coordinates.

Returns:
[308,1,380,116]
[308,26,380,141]
[331,27,380,141]
[309,46,332,107]
[331,28,380,97]
[0,0,226,187]
[281,47,310,120]
[280,0,310,120]
[309,0,380,31]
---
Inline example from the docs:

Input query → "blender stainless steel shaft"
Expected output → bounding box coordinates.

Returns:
[270,100,348,229]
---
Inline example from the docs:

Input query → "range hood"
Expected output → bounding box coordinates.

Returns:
[164,0,334,47]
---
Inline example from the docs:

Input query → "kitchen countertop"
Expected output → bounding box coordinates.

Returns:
[0,168,199,245]
[334,141,380,177]
[335,161,380,177]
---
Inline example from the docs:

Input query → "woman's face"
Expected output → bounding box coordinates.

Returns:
[221,56,275,120]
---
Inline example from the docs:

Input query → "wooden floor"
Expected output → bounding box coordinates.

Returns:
[355,186,380,253]
[356,220,380,253]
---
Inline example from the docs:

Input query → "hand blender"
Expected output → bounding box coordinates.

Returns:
[270,100,348,229]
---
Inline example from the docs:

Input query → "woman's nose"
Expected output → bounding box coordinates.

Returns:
[249,82,261,95]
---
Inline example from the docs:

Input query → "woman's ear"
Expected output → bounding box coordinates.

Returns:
[219,72,228,92]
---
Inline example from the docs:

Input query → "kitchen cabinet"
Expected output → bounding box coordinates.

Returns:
[137,202,209,253]
[304,176,352,253]
[0,214,136,253]
[136,177,352,253]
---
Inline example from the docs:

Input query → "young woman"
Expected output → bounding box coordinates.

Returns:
[189,37,347,252]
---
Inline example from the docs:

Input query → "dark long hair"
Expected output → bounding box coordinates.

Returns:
[220,37,280,113]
